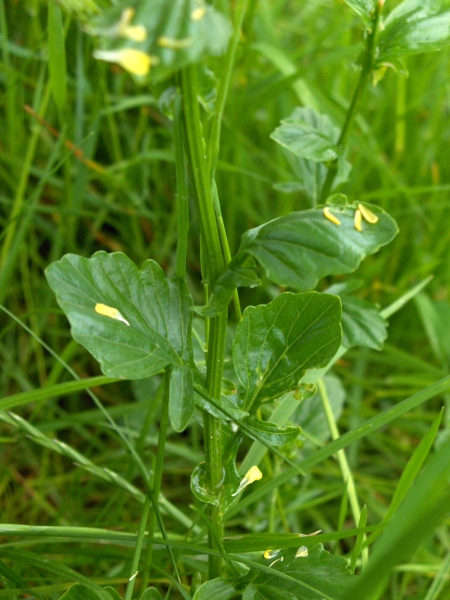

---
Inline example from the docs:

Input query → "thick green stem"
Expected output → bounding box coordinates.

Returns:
[181,65,228,578]
[320,1,383,201]
[174,89,189,280]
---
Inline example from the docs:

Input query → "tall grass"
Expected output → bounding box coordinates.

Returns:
[1,1,450,598]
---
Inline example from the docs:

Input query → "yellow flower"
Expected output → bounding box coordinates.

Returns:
[93,48,157,76]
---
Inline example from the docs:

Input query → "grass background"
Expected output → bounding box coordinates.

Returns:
[1,0,450,598]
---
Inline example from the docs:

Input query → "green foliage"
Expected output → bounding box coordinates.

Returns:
[194,545,352,600]
[87,0,232,80]
[60,584,120,600]
[270,107,341,162]
[2,0,450,597]
[233,292,342,409]
[377,0,450,74]
[45,251,195,431]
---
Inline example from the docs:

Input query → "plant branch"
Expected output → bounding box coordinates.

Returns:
[320,0,384,201]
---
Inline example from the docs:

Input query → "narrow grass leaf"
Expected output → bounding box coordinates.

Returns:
[345,433,450,600]
[48,1,67,111]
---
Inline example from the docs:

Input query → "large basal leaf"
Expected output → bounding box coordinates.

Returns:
[233,292,342,411]
[270,107,341,162]
[377,0,450,69]
[45,251,195,431]
[243,544,352,600]
[88,0,231,80]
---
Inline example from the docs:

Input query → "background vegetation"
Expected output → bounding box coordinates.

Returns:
[1,0,450,598]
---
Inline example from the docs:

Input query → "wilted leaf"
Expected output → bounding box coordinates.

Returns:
[233,292,342,411]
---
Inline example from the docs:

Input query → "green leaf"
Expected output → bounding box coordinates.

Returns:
[340,295,387,350]
[345,433,450,600]
[88,0,231,81]
[244,545,352,600]
[193,578,238,600]
[203,201,397,317]
[293,374,345,451]
[342,0,376,28]
[196,259,261,318]
[103,587,123,600]
[378,0,450,68]
[283,147,352,205]
[45,251,195,431]
[270,107,341,162]
[245,417,301,447]
[233,292,342,410]
[238,202,398,292]
[140,587,162,600]
[60,583,113,600]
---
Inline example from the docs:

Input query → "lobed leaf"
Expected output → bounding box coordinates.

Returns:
[271,107,341,162]
[378,0,450,69]
[342,0,376,28]
[233,292,342,411]
[45,251,195,431]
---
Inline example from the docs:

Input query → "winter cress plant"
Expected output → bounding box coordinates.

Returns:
[6,0,450,598]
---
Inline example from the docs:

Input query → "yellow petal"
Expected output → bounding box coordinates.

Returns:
[358,203,379,224]
[93,49,155,76]
[118,8,147,42]
[95,303,130,326]
[231,465,263,496]
[264,548,281,560]
[191,7,207,21]
[295,545,308,558]
[354,208,363,232]
[157,36,192,49]
[323,206,341,226]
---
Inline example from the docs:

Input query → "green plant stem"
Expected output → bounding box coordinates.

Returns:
[318,379,368,564]
[320,0,383,201]
[174,89,189,280]
[181,64,228,578]
[140,371,173,592]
